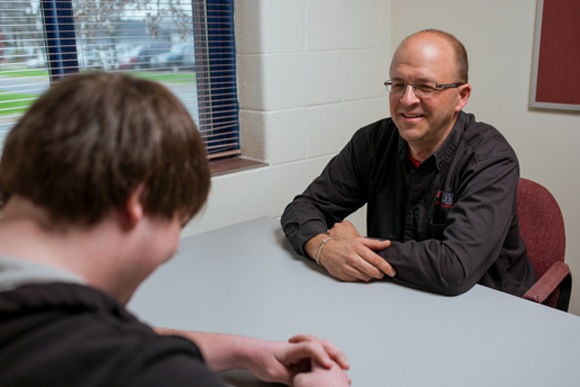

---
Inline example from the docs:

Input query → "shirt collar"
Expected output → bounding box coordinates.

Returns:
[397,111,466,170]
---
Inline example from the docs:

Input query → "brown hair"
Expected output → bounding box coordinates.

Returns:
[0,72,210,224]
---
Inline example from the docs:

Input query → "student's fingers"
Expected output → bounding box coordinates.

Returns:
[319,340,350,370]
[278,341,333,369]
[293,361,352,387]
[289,335,350,370]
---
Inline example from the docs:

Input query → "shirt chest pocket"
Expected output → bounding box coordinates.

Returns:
[428,216,447,240]
[427,189,454,240]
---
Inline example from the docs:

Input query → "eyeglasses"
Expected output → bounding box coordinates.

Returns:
[384,80,465,97]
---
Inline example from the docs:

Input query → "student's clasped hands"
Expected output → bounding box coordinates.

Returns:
[252,334,351,386]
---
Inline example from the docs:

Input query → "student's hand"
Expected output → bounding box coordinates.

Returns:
[154,330,349,385]
[311,221,395,282]
[287,334,350,371]
[242,334,350,385]
[293,360,351,386]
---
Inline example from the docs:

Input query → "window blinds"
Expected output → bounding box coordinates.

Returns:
[0,0,239,160]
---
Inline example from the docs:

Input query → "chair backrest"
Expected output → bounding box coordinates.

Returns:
[517,177,567,307]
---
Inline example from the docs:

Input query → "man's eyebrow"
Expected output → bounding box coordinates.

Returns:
[389,77,436,83]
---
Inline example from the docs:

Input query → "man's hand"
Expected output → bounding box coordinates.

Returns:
[327,220,362,240]
[306,221,396,282]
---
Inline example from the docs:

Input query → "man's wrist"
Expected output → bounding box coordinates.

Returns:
[315,237,335,265]
[304,234,330,261]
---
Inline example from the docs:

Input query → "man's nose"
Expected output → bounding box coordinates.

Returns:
[400,83,419,104]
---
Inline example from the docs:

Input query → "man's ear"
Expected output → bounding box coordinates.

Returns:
[122,184,146,228]
[455,83,471,112]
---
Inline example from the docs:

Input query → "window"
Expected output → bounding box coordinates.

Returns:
[0,0,239,160]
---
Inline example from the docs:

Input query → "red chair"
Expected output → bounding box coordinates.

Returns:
[518,177,572,311]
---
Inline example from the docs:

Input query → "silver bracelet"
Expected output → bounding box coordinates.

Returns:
[315,237,335,265]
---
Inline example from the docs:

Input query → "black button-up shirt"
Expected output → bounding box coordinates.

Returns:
[281,111,536,296]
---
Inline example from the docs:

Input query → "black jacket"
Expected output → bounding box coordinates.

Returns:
[0,282,226,387]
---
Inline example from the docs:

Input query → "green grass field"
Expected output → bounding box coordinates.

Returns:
[0,70,196,117]
[0,69,195,83]
[131,71,196,83]
[0,69,49,78]
[0,91,36,116]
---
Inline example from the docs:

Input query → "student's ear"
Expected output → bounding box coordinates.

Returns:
[122,184,146,228]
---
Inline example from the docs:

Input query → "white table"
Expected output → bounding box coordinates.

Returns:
[129,217,580,386]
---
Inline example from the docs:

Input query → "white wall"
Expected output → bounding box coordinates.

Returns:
[184,0,580,315]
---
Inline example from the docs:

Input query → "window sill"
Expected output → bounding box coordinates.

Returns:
[209,157,268,177]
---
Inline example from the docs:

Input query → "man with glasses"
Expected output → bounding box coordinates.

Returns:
[281,29,536,297]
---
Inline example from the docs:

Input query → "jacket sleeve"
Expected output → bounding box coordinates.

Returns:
[128,335,228,387]
[281,130,370,256]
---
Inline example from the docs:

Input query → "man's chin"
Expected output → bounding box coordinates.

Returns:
[396,126,425,142]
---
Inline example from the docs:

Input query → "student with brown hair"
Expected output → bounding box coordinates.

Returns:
[0,72,350,386]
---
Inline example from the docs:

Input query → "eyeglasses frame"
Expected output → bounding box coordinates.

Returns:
[384,80,466,96]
